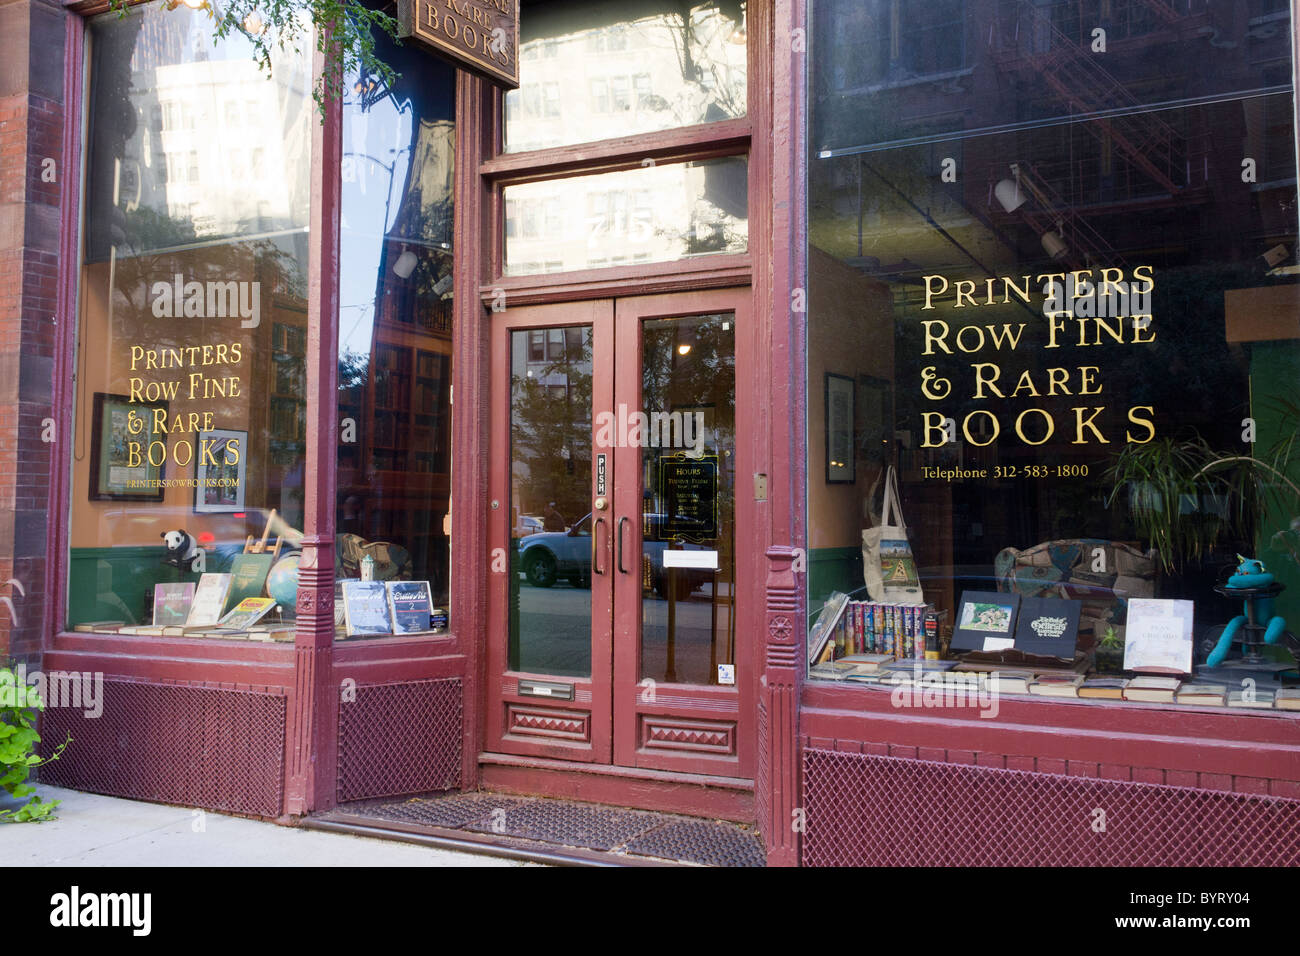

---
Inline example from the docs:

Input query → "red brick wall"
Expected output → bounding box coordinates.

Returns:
[0,0,66,665]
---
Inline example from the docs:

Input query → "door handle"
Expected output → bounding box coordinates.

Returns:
[593,516,607,575]
[617,516,630,574]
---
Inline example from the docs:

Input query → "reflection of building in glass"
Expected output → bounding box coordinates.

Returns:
[507,1,747,151]
[123,48,311,241]
[504,158,748,274]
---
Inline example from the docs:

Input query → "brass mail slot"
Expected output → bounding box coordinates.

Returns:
[517,679,575,701]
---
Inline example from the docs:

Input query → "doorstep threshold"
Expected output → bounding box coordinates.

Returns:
[308,790,766,866]
[304,812,675,866]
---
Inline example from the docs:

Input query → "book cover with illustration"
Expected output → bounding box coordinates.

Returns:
[222,553,275,616]
[386,580,434,634]
[951,591,1021,651]
[152,582,195,626]
[216,597,278,631]
[186,573,232,627]
[343,581,393,637]
[1013,597,1081,660]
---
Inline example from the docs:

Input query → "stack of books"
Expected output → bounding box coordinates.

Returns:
[829,601,932,660]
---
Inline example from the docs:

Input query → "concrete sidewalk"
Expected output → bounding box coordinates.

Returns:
[3,787,535,866]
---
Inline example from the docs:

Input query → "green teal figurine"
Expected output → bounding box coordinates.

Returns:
[1206,556,1287,667]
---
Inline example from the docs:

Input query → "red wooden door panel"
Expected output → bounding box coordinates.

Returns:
[612,289,753,777]
[486,299,614,762]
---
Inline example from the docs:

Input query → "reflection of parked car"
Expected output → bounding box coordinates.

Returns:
[517,513,714,598]
[515,514,544,538]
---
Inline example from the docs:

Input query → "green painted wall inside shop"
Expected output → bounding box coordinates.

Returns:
[67,546,201,628]
[808,546,864,626]
[1254,341,1300,630]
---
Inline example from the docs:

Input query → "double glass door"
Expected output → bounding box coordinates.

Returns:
[486,289,750,776]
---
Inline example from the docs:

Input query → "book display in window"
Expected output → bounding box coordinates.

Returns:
[341,581,392,637]
[152,583,195,626]
[386,580,435,634]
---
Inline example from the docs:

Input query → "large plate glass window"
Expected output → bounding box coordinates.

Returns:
[336,20,456,637]
[67,3,312,638]
[805,0,1300,708]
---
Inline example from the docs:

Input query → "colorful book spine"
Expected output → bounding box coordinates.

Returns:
[866,603,877,653]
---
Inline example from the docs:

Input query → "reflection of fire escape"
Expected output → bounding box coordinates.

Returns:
[1000,161,1123,269]
[990,0,1200,197]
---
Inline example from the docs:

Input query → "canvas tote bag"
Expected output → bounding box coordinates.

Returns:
[862,466,923,602]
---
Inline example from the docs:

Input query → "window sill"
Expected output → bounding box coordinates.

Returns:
[802,676,1300,721]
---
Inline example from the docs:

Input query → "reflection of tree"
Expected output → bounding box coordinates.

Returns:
[642,320,735,425]
[643,318,736,545]
[664,0,747,122]
[339,348,369,394]
[510,336,593,524]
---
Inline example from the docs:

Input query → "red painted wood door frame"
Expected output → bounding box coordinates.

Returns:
[485,288,753,780]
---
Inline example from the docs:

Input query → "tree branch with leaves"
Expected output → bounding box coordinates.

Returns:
[109,0,405,117]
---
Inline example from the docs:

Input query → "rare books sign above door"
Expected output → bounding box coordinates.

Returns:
[400,0,520,89]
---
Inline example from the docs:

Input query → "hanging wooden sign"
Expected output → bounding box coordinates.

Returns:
[399,0,520,89]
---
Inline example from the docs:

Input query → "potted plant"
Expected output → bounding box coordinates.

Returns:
[1,665,69,823]
[1094,625,1125,673]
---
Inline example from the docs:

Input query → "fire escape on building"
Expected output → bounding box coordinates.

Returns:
[986,0,1217,269]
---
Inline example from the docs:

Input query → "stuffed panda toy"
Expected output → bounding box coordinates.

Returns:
[161,529,202,573]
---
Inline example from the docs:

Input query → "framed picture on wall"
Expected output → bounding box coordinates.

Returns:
[194,429,247,513]
[825,373,855,483]
[88,392,166,501]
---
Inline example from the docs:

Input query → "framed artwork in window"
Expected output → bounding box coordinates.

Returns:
[88,392,167,501]
[194,429,247,513]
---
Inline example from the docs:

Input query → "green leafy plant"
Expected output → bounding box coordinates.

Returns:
[1105,400,1300,575]
[108,0,403,117]
[1,667,70,823]
[1103,434,1238,573]
[1099,625,1121,650]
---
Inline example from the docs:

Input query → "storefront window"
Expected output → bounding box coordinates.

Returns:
[806,1,1300,708]
[336,27,455,637]
[503,156,748,275]
[505,0,748,153]
[67,4,312,638]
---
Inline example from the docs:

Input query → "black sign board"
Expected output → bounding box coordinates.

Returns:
[658,454,718,540]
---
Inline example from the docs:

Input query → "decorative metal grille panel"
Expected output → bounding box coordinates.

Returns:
[337,678,462,802]
[802,749,1300,867]
[38,679,286,817]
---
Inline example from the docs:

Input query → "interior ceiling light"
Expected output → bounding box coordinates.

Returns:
[994,177,1027,213]
[393,249,418,279]
[1041,227,1069,260]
